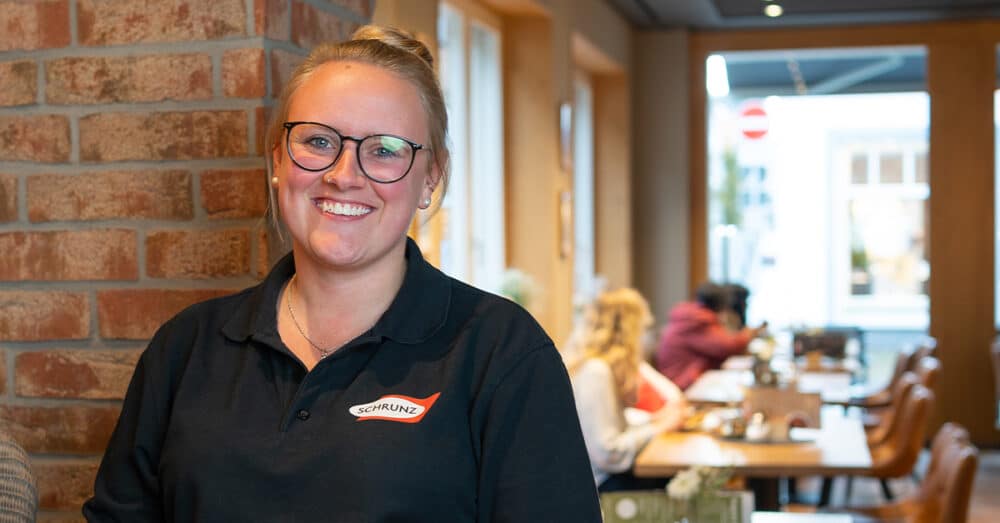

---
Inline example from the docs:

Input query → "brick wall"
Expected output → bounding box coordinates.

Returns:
[0,1,372,519]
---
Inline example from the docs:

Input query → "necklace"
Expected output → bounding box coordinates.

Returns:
[286,275,336,359]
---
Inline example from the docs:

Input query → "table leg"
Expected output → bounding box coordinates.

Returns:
[747,477,780,511]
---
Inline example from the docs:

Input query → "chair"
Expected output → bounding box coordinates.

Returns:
[848,383,935,504]
[914,356,940,392]
[849,345,917,410]
[865,372,920,447]
[909,337,937,367]
[0,431,37,523]
[992,337,1000,429]
[833,422,979,523]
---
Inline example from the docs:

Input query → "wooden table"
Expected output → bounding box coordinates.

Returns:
[684,369,853,405]
[634,407,871,510]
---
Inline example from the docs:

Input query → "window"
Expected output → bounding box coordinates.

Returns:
[705,47,929,331]
[437,2,504,293]
[573,71,598,309]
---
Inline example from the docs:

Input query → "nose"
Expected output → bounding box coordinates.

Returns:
[322,142,365,188]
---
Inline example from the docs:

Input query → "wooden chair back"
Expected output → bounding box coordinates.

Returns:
[908,337,937,371]
[916,422,978,523]
[869,383,934,478]
[915,356,941,392]
[867,372,919,447]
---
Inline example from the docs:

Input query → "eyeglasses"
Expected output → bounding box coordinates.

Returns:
[282,121,426,184]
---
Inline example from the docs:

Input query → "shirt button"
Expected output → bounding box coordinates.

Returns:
[296,409,310,421]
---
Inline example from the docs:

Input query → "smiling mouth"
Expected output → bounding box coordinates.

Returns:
[315,200,373,217]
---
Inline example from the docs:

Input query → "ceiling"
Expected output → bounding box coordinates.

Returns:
[604,0,1000,96]
[605,0,1000,30]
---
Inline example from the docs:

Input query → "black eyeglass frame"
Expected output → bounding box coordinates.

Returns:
[283,121,427,184]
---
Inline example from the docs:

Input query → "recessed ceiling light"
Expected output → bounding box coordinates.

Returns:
[764,4,784,17]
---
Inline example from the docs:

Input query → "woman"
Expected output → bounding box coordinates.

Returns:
[84,26,601,522]
[569,288,686,492]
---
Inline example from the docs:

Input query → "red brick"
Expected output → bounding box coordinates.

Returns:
[77,0,245,45]
[0,230,137,281]
[80,111,248,162]
[0,405,119,454]
[271,49,304,97]
[0,1,70,51]
[254,0,290,40]
[0,115,70,162]
[34,461,99,511]
[0,173,16,222]
[16,349,142,399]
[0,60,37,106]
[146,229,250,279]
[98,289,236,339]
[223,48,266,98]
[291,1,350,49]
[200,169,267,219]
[46,54,212,105]
[28,170,193,222]
[0,291,88,341]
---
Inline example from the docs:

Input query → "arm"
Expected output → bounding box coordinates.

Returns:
[572,359,664,474]
[83,327,175,522]
[477,345,603,523]
[685,323,754,360]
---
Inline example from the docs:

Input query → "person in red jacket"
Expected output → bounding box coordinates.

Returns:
[656,282,766,389]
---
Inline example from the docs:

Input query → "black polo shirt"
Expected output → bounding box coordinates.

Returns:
[83,238,602,522]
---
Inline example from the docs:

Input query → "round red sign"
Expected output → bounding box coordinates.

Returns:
[739,104,769,140]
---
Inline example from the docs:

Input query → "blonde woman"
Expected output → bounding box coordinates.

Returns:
[569,288,687,492]
[84,26,600,522]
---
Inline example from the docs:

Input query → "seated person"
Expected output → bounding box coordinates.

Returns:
[568,288,686,492]
[656,282,766,390]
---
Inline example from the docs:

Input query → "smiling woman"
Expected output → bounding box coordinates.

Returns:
[82,25,601,523]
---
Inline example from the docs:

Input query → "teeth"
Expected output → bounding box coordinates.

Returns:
[318,200,372,217]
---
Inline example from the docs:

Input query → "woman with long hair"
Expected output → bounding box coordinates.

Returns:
[569,288,686,492]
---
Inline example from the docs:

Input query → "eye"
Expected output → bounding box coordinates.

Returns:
[304,135,334,150]
[365,136,407,160]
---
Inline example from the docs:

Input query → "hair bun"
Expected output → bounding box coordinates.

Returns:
[351,25,434,68]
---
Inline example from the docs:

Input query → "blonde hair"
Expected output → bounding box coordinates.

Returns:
[264,25,451,227]
[569,288,653,406]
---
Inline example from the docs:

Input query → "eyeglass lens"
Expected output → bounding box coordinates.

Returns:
[286,123,414,182]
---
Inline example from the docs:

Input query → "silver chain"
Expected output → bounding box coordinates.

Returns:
[286,275,336,359]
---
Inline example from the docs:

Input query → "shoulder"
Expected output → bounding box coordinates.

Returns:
[574,357,613,382]
[138,286,257,368]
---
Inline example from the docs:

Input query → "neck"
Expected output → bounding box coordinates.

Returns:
[289,241,408,349]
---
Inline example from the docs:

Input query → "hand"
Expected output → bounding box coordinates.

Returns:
[652,405,686,433]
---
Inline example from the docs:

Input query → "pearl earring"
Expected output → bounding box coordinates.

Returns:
[422,197,432,208]
[271,176,279,186]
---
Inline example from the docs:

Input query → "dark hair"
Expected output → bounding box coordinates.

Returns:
[694,282,727,313]
[694,282,751,323]
[723,283,750,327]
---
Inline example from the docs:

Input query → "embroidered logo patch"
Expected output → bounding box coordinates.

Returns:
[349,392,441,423]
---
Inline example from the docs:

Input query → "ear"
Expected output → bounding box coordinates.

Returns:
[272,145,283,170]
[421,162,442,201]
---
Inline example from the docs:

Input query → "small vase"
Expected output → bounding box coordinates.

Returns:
[671,497,696,523]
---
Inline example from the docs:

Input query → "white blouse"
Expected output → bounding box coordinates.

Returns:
[570,358,662,486]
